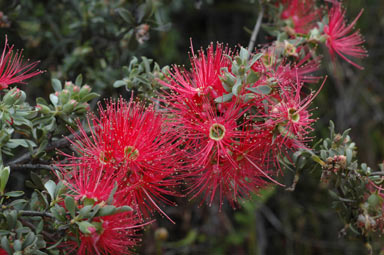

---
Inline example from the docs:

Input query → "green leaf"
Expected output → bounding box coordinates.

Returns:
[246,85,271,95]
[13,240,21,252]
[118,8,135,24]
[346,148,353,165]
[50,205,66,222]
[246,70,260,84]
[88,204,101,219]
[329,120,335,139]
[44,180,57,200]
[4,191,24,197]
[75,74,83,86]
[116,205,133,213]
[49,94,59,106]
[8,199,27,207]
[340,128,351,143]
[80,92,99,103]
[6,139,37,149]
[77,221,96,234]
[328,190,339,200]
[97,205,117,217]
[239,47,249,62]
[64,196,76,218]
[79,205,93,219]
[311,155,325,166]
[248,53,263,68]
[22,232,36,249]
[107,182,119,205]
[1,236,12,254]
[214,93,233,103]
[113,80,127,88]
[0,166,10,194]
[5,210,17,229]
[36,97,48,105]
[83,197,96,207]
[51,79,62,92]
[35,190,49,210]
[30,172,45,190]
[35,220,44,234]
[232,79,242,96]
[367,193,382,208]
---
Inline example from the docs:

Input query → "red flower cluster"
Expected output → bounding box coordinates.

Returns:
[323,2,367,69]
[51,2,368,253]
[0,36,41,90]
[67,212,143,255]
[280,0,320,34]
[62,99,179,215]
[57,98,181,253]
[159,42,322,206]
[275,0,367,69]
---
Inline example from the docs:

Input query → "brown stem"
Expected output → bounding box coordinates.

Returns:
[247,0,263,54]
[19,218,56,243]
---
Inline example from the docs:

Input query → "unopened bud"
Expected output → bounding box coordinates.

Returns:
[3,88,23,105]
[63,99,77,113]
[36,104,51,114]
[154,227,168,241]
[73,85,80,93]
[64,81,74,89]
[79,85,91,98]
[59,89,71,104]
[87,226,96,234]
[74,102,89,114]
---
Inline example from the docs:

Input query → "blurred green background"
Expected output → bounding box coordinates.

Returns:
[0,0,383,254]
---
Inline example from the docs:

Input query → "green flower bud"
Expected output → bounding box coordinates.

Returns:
[3,88,24,105]
[63,99,77,114]
[59,89,71,104]
[74,102,89,114]
[36,104,52,114]
[79,85,91,98]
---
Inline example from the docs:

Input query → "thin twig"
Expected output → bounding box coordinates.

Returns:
[5,130,90,166]
[7,164,59,171]
[370,172,384,176]
[19,210,53,218]
[247,0,264,54]
[19,218,57,243]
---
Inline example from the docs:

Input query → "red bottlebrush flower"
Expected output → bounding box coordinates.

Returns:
[0,248,7,255]
[58,98,180,222]
[251,47,320,87]
[67,212,144,255]
[59,162,118,203]
[186,133,278,206]
[323,3,367,69]
[262,78,326,152]
[179,100,256,205]
[163,90,275,205]
[159,42,231,102]
[0,36,42,89]
[280,0,320,34]
[160,43,287,206]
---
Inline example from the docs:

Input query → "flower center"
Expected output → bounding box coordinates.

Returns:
[261,53,274,68]
[124,146,139,161]
[209,123,226,141]
[99,151,112,165]
[288,108,300,123]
